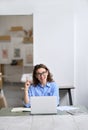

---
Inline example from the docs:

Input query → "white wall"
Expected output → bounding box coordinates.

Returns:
[1,0,88,106]
[34,3,74,86]
[74,0,88,107]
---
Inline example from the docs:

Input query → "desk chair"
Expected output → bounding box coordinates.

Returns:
[0,73,8,109]
[0,89,8,109]
[59,86,75,105]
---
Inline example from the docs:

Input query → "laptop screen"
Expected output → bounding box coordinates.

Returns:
[31,96,57,114]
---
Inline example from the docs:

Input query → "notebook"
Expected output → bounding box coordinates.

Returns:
[31,96,57,115]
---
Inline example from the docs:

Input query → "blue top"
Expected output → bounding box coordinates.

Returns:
[24,82,59,108]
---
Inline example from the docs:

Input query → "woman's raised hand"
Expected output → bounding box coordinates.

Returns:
[24,77,32,91]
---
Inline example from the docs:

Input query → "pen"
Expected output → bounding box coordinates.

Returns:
[66,111,74,115]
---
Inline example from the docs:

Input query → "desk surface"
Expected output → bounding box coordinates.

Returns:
[0,106,88,130]
[0,106,87,116]
[0,107,68,116]
[59,86,75,89]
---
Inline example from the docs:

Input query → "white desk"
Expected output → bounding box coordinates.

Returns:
[0,107,88,130]
[0,114,88,130]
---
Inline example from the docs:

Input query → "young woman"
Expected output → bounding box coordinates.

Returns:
[23,64,59,107]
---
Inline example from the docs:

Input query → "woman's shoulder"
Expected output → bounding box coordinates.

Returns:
[29,83,38,89]
[48,81,58,86]
[29,84,35,89]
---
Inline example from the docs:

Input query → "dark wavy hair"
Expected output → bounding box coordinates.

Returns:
[32,64,54,86]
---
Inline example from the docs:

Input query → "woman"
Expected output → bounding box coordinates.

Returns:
[24,64,59,107]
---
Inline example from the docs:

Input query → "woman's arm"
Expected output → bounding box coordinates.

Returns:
[24,80,31,107]
[52,82,59,106]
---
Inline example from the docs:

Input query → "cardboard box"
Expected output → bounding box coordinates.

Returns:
[10,26,23,31]
[17,59,23,66]
[23,37,33,43]
[0,35,10,41]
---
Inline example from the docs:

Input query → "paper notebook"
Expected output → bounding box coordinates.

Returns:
[21,73,32,82]
[11,107,31,112]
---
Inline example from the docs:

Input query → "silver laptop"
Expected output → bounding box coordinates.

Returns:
[31,96,57,114]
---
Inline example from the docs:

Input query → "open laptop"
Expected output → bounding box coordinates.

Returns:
[30,96,57,115]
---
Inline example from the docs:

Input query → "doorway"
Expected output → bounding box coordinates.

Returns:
[0,15,33,83]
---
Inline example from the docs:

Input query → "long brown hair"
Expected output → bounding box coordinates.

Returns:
[32,64,54,86]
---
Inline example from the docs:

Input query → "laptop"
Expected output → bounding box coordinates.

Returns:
[30,96,57,115]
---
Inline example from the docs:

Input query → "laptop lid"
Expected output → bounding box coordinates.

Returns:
[31,96,57,115]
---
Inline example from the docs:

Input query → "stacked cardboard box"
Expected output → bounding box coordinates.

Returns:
[10,26,23,31]
[0,35,10,41]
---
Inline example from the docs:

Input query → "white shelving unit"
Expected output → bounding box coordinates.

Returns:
[0,27,33,82]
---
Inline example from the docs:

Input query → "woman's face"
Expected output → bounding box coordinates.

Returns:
[36,68,48,84]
